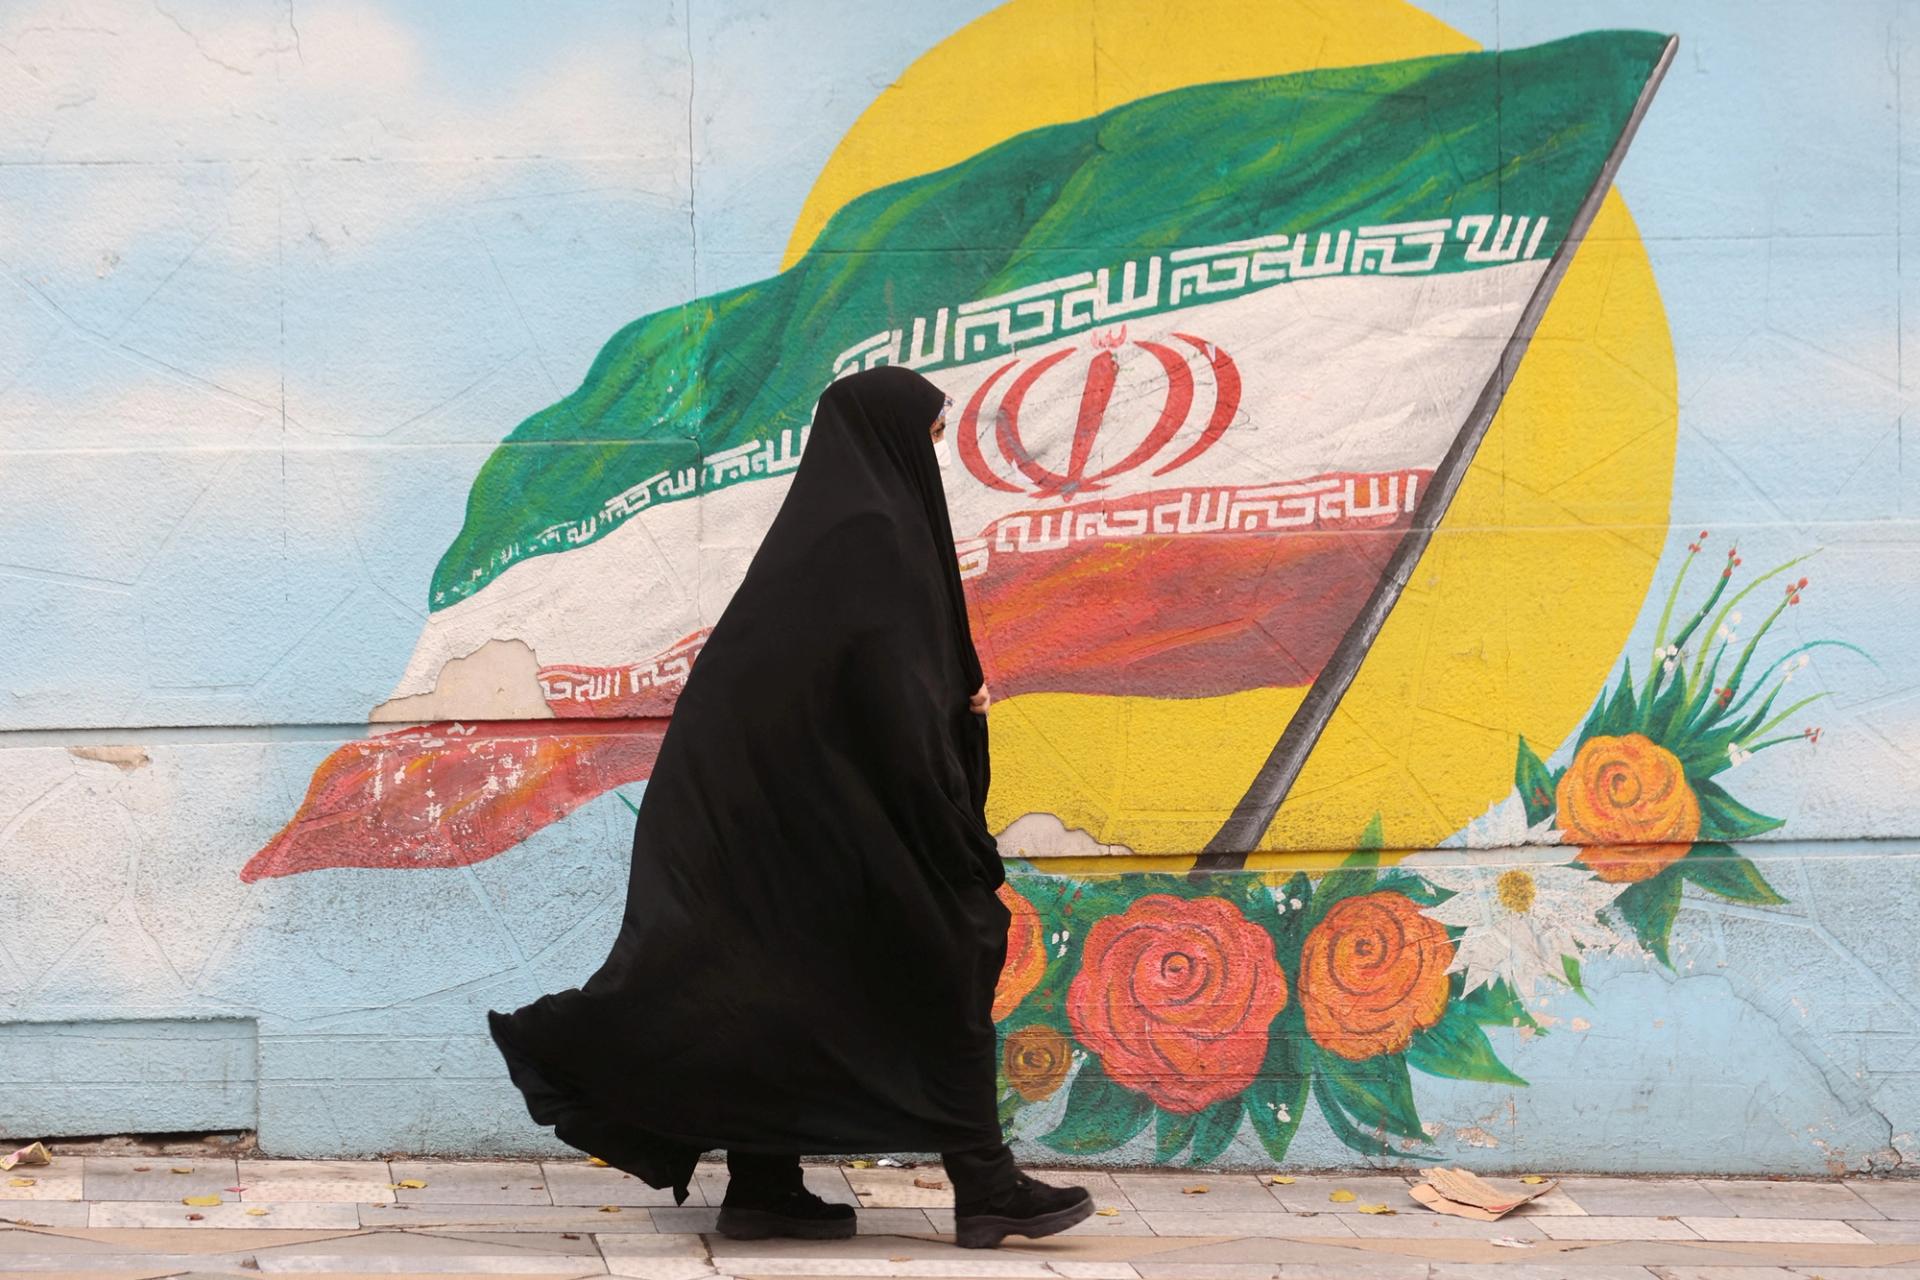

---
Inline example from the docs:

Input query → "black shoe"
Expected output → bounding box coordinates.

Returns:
[717,1183,857,1241]
[954,1172,1094,1249]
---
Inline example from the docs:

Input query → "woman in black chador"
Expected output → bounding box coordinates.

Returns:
[488,366,1092,1249]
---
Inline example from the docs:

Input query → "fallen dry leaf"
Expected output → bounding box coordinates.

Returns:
[1095,1207,1121,1217]
[599,1205,621,1213]
[912,1176,947,1191]
[1267,1175,1296,1185]
[1358,1204,1395,1215]
[182,1195,221,1207]
[1182,1184,1209,1195]
[169,1167,193,1175]
[586,1157,609,1168]
[391,1179,428,1190]
[7,1178,34,1188]
[1329,1190,1357,1203]
[131,1166,151,1173]
[1520,1175,1548,1185]
[245,1208,270,1217]
[888,1257,911,1264]
[848,1159,874,1169]
[561,1232,580,1240]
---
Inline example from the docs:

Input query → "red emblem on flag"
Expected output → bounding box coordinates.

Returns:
[957,330,1243,499]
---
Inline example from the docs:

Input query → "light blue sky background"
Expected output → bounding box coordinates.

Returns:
[2,0,1918,1165]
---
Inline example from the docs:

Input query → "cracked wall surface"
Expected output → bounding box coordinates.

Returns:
[3,0,1920,1172]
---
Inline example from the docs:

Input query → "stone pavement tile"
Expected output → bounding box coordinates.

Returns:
[0,1256,260,1276]
[1262,1175,1415,1214]
[1850,1182,1920,1221]
[237,1159,397,1204]
[82,1155,241,1202]
[0,1230,136,1256]
[1047,1264,1143,1279]
[1110,1173,1277,1212]
[363,1202,660,1231]
[1532,1215,1704,1240]
[1851,1220,1920,1243]
[1428,1267,1658,1280]
[1681,1216,1876,1244]
[1340,1212,1548,1240]
[1509,1187,1588,1217]
[91,1200,362,1229]
[598,1232,713,1280]
[1700,1179,1882,1220]
[924,1209,1158,1237]
[1639,1269,1796,1279]
[1134,1235,1431,1270]
[27,1226,365,1253]
[1138,1210,1357,1238]
[712,1256,1054,1276]
[0,1164,83,1201]
[549,1161,694,1208]
[250,1226,605,1273]
[845,1168,957,1208]
[1555,1177,1734,1218]
[0,1202,90,1226]
[389,1161,555,1205]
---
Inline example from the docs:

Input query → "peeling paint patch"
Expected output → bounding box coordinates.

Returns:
[997,811,1137,859]
[67,745,151,772]
[372,638,552,723]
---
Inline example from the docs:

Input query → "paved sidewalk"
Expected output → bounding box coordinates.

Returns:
[7,1156,1920,1277]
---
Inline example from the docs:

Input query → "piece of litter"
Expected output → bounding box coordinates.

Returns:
[391,1179,428,1190]
[1520,1175,1548,1185]
[0,1143,51,1172]
[586,1157,609,1167]
[1409,1168,1558,1222]
[848,1159,874,1169]
[185,1212,204,1221]
[876,1157,905,1168]
[1267,1175,1296,1185]
[245,1208,270,1217]
[169,1167,193,1175]
[1182,1184,1209,1195]
[561,1232,580,1240]
[598,1205,621,1213]
[1096,1207,1120,1217]
[7,1178,35,1188]
[225,1186,247,1194]
[912,1175,947,1191]
[1492,1237,1534,1249]
[1329,1189,1357,1203]
[182,1195,221,1207]
[131,1166,151,1173]
[1358,1203,1395,1215]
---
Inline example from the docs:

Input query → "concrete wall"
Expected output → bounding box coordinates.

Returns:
[3,0,1918,1175]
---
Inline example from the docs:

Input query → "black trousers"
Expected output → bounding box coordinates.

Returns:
[727,1143,1016,1204]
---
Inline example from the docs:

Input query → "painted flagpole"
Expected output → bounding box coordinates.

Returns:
[1190,34,1681,876]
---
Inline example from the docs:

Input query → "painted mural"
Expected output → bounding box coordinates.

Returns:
[2,0,1916,1174]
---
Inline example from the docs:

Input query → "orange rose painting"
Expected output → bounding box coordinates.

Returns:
[1066,895,1289,1113]
[1298,892,1453,1061]
[1003,1025,1072,1101]
[993,881,1048,1021]
[1555,734,1700,882]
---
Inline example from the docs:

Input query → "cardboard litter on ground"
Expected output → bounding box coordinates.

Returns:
[1409,1168,1558,1221]
[0,1143,51,1172]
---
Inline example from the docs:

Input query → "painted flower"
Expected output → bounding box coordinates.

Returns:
[1555,734,1700,883]
[1298,892,1453,1061]
[1067,894,1289,1113]
[1002,1025,1072,1101]
[1412,849,1622,998]
[994,882,1047,1021]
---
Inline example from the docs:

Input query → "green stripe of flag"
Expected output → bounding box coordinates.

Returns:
[433,29,1670,609]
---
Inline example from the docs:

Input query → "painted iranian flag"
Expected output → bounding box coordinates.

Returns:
[244,30,1675,881]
